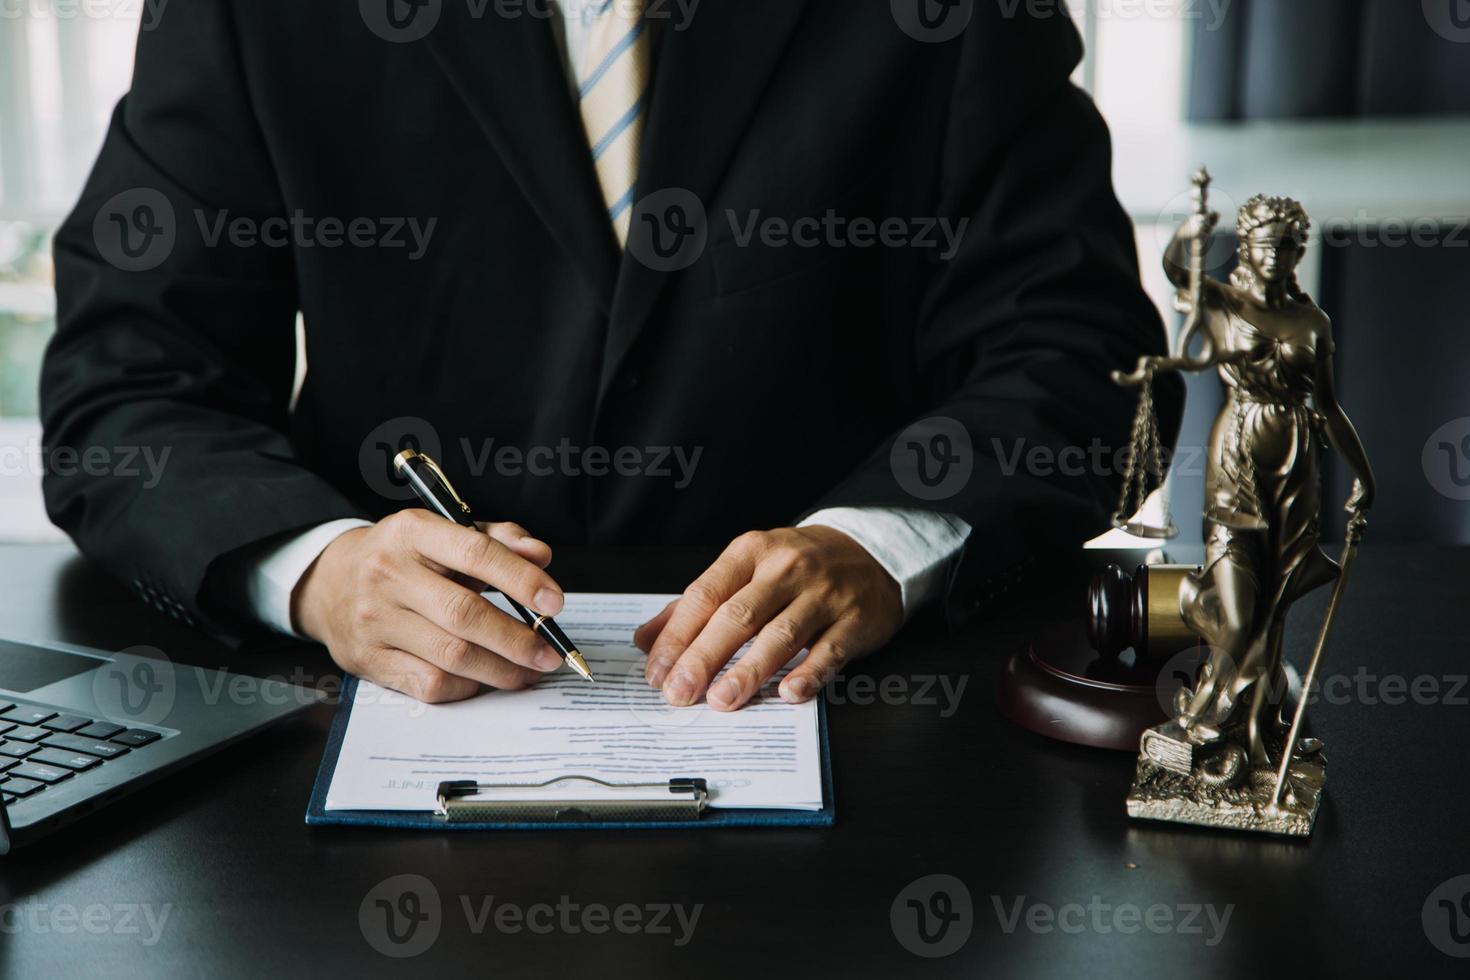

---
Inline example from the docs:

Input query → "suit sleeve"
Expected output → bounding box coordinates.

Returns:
[41,0,367,634]
[804,13,1184,624]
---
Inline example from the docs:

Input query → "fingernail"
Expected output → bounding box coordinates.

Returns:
[536,647,562,671]
[646,661,669,688]
[663,669,698,706]
[783,676,815,703]
[534,588,563,616]
[707,676,740,709]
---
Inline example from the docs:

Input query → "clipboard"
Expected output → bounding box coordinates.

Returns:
[305,676,835,830]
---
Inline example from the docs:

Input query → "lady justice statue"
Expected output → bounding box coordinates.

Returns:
[1111,169,1376,836]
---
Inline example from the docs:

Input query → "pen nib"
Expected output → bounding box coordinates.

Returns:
[565,649,595,682]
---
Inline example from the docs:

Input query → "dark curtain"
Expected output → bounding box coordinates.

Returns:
[1189,0,1470,121]
[1322,239,1470,545]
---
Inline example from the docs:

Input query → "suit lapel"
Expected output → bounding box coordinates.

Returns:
[599,0,812,400]
[422,3,619,311]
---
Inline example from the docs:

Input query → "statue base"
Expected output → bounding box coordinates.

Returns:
[1125,722,1326,837]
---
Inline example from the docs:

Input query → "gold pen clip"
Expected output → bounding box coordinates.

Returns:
[394,449,472,518]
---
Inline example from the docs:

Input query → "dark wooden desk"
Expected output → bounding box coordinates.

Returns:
[1,544,1467,978]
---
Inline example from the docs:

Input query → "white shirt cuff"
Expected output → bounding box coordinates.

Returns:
[243,518,373,637]
[799,507,972,620]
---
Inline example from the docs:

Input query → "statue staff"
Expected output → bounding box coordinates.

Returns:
[1266,486,1369,815]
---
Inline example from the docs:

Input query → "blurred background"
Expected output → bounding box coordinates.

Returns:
[2,0,1468,544]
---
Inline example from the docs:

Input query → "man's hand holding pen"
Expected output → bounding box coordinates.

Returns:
[293,511,569,703]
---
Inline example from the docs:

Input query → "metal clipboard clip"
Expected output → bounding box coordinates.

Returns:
[435,776,710,824]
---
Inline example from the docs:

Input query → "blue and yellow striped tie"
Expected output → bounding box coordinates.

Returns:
[577,0,650,246]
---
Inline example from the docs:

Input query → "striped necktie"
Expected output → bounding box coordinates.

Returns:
[577,0,650,246]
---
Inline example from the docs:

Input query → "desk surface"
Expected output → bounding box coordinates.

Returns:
[1,543,1467,978]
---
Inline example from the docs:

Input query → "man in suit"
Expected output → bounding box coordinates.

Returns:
[42,0,1179,709]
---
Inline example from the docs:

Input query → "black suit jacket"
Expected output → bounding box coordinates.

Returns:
[42,0,1181,633]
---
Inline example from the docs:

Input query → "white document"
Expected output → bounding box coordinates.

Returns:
[324,594,824,812]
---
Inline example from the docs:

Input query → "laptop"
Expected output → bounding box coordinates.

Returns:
[0,637,323,852]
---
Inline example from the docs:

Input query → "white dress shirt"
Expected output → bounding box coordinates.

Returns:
[240,3,973,636]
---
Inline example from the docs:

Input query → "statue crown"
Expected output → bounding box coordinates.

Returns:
[1237,194,1311,243]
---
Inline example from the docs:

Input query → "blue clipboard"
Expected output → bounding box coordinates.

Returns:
[305,676,835,830]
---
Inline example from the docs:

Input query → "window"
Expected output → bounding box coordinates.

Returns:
[2,7,141,412]
[2,7,142,537]
[1078,0,1189,136]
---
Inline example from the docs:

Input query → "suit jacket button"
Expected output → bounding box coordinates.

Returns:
[615,373,641,393]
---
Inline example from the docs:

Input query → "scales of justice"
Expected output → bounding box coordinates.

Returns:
[1106,168,1377,837]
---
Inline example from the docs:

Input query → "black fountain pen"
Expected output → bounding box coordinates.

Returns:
[392,449,595,682]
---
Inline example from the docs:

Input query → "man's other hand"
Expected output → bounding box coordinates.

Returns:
[634,527,903,711]
[294,511,567,702]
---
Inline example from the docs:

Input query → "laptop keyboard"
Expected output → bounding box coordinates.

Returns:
[0,700,163,807]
